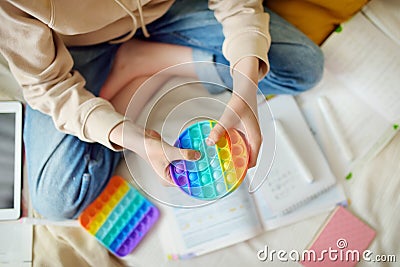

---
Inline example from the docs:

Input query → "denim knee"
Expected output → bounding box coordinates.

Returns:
[29,139,120,220]
[260,43,324,95]
[30,170,92,220]
[294,44,324,92]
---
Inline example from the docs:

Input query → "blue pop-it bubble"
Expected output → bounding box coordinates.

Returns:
[79,176,159,257]
[169,120,249,200]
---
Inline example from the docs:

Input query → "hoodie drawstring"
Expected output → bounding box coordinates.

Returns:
[136,0,150,37]
[111,0,150,44]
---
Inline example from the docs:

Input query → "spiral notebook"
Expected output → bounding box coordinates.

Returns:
[255,95,339,215]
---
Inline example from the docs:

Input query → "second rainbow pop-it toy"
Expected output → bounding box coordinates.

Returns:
[79,176,159,257]
[169,120,249,200]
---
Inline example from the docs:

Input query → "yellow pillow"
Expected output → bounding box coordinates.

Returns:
[265,0,368,44]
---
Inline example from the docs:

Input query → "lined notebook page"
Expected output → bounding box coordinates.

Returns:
[297,11,400,179]
[322,12,400,123]
[362,0,400,45]
[258,95,337,214]
[296,69,396,179]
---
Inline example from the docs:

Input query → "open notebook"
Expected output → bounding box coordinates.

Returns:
[128,95,346,259]
[254,95,340,215]
[297,7,400,180]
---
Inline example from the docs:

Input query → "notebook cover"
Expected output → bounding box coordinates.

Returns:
[301,206,375,267]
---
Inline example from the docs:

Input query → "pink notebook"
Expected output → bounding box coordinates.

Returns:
[301,206,376,267]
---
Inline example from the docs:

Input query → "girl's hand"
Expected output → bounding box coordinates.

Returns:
[142,129,201,184]
[207,57,262,168]
[110,122,200,185]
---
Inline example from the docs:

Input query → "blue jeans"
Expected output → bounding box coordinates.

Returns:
[25,0,323,219]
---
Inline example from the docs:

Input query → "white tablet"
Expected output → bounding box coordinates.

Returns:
[0,101,23,220]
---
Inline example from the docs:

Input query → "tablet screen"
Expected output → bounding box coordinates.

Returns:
[0,112,16,209]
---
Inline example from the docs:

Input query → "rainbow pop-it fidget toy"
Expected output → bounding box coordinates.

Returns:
[78,176,159,257]
[169,120,249,200]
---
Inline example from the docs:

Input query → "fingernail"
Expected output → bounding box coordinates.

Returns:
[206,137,215,146]
[194,151,201,160]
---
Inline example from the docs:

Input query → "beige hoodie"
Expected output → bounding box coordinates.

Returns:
[0,0,270,150]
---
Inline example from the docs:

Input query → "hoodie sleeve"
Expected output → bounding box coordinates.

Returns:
[208,0,271,80]
[0,2,125,150]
